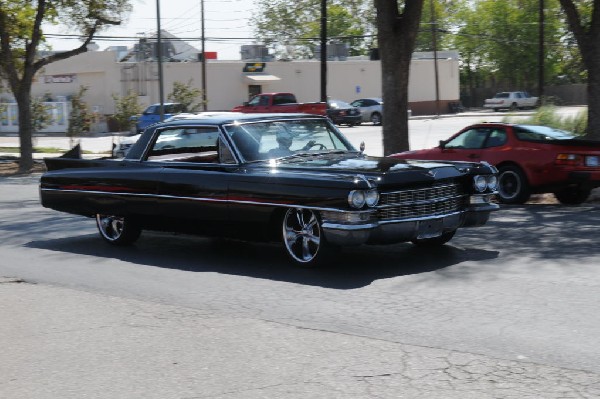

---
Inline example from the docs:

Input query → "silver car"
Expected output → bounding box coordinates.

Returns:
[350,98,383,125]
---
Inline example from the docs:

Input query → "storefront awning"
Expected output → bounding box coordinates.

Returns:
[243,74,281,84]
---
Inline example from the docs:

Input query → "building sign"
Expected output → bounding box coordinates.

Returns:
[243,63,266,73]
[44,74,77,84]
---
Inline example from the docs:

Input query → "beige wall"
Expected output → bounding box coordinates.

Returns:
[3,50,460,129]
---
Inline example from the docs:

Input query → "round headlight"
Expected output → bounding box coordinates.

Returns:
[486,175,498,191]
[348,190,366,208]
[365,189,379,207]
[473,175,487,192]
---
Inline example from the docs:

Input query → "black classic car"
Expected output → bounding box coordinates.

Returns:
[40,113,499,266]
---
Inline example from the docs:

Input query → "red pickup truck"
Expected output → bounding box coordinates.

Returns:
[232,93,327,115]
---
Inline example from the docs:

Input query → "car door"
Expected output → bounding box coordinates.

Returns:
[144,125,238,225]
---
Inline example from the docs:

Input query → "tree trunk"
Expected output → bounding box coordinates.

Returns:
[585,52,600,140]
[375,0,425,155]
[559,0,600,140]
[16,89,34,172]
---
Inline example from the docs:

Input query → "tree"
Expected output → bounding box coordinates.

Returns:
[67,85,91,147]
[559,0,600,140]
[375,0,425,155]
[0,0,131,172]
[112,90,142,132]
[168,80,205,112]
[252,0,374,59]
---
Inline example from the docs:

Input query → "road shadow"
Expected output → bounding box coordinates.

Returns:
[25,232,498,289]
[21,203,600,289]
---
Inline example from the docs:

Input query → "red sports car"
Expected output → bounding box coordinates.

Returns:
[390,123,600,204]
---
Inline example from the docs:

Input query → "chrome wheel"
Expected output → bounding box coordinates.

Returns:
[282,208,323,266]
[96,214,141,245]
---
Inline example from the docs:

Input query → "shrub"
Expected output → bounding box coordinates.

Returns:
[503,105,588,136]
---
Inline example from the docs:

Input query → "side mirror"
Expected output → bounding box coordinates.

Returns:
[360,141,365,153]
[439,140,446,149]
[243,101,249,106]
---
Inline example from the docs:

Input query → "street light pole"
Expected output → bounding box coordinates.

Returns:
[320,0,327,102]
[201,0,207,111]
[156,0,165,121]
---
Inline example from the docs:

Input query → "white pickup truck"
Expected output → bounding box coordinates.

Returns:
[483,91,539,111]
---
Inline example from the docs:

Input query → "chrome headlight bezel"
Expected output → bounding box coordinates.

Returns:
[473,175,488,192]
[348,190,366,209]
[365,189,380,207]
[486,175,498,191]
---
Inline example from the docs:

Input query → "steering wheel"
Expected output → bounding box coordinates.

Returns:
[304,142,327,150]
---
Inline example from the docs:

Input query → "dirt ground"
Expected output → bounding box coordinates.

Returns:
[0,160,46,176]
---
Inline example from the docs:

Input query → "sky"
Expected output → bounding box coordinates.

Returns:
[44,0,257,60]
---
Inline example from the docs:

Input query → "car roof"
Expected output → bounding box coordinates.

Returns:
[157,112,327,126]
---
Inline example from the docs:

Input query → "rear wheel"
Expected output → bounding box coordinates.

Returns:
[282,208,329,267]
[497,165,531,204]
[553,188,591,205]
[411,230,456,246]
[96,214,141,245]
[370,112,382,125]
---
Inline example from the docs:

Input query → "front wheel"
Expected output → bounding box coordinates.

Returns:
[497,165,531,204]
[411,230,456,246]
[553,188,591,205]
[96,214,141,245]
[282,208,329,267]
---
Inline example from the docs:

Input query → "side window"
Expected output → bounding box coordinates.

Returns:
[147,127,222,163]
[248,96,262,106]
[144,105,157,115]
[445,128,488,149]
[484,129,507,148]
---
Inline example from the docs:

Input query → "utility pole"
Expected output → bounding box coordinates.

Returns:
[320,0,327,102]
[430,0,440,116]
[156,0,165,121]
[538,0,545,102]
[201,0,207,111]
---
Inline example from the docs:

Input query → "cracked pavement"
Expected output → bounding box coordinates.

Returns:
[1,173,600,398]
[1,278,599,399]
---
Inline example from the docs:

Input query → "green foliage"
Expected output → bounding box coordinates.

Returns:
[449,0,580,89]
[112,91,143,131]
[251,0,374,58]
[67,86,91,138]
[30,96,53,133]
[167,80,204,112]
[502,105,588,136]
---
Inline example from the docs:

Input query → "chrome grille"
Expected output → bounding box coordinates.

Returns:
[377,183,467,221]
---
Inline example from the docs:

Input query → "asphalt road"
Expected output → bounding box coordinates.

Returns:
[1,173,599,398]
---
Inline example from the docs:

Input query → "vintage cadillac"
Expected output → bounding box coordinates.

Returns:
[40,113,499,266]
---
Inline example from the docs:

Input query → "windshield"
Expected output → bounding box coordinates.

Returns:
[514,125,575,141]
[328,99,352,109]
[223,119,356,162]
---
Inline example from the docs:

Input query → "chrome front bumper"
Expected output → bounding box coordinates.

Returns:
[321,202,499,246]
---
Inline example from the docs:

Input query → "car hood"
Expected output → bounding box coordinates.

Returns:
[246,152,485,188]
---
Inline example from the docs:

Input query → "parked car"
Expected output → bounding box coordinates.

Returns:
[232,92,327,116]
[389,122,600,204]
[327,99,362,126]
[40,113,498,267]
[483,92,539,111]
[350,98,383,125]
[130,103,187,133]
[112,133,140,158]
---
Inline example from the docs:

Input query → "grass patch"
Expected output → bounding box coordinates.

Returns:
[0,146,103,154]
[502,105,588,136]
